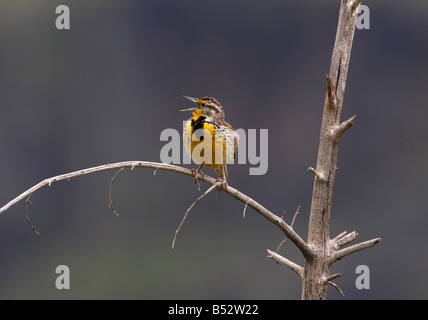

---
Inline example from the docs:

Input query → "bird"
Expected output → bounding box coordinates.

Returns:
[180,95,238,191]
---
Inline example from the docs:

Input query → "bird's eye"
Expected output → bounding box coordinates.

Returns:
[201,102,206,107]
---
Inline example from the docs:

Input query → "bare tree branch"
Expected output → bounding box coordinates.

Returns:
[267,249,303,279]
[331,230,358,250]
[109,167,126,216]
[322,272,342,285]
[328,281,345,297]
[330,115,356,140]
[172,183,219,249]
[275,206,301,252]
[25,192,39,235]
[242,202,248,218]
[302,0,381,300]
[307,167,326,182]
[329,238,382,264]
[0,160,312,258]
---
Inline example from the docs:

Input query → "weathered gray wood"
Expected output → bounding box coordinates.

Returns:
[302,0,364,300]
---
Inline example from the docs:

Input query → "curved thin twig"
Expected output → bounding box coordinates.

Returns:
[276,205,301,252]
[328,281,345,297]
[172,183,219,249]
[25,192,40,234]
[242,203,248,218]
[0,161,312,258]
[109,167,126,216]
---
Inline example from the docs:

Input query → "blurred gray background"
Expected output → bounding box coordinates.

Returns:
[0,0,427,299]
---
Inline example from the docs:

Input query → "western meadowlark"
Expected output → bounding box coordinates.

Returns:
[181,95,238,190]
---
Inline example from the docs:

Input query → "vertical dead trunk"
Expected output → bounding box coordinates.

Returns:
[302,0,362,300]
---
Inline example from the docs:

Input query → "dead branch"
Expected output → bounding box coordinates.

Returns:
[267,249,303,279]
[331,230,358,249]
[328,281,345,297]
[275,206,301,252]
[328,238,382,264]
[172,183,219,249]
[109,167,126,216]
[0,160,311,258]
[302,0,381,300]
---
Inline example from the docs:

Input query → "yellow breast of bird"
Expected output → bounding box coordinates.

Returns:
[183,120,229,168]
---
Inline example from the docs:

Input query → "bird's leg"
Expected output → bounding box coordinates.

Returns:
[191,165,205,190]
[215,178,228,197]
[215,167,228,197]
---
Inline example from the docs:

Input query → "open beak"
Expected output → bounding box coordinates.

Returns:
[180,95,199,112]
[181,95,198,103]
[180,107,197,112]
